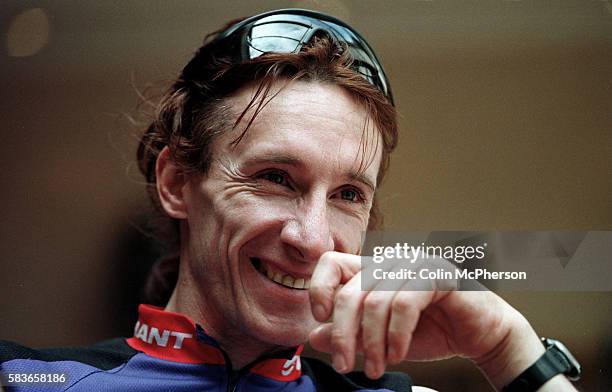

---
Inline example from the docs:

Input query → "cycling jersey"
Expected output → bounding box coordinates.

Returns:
[1,304,413,391]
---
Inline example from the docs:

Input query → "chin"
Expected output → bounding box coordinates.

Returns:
[245,312,319,348]
[258,327,311,348]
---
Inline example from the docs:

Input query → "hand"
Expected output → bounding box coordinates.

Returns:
[307,251,570,390]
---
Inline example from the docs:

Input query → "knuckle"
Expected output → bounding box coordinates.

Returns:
[308,282,320,295]
[310,283,330,300]
[391,296,413,314]
[330,329,350,350]
[362,343,382,361]
[362,329,382,350]
[363,293,386,311]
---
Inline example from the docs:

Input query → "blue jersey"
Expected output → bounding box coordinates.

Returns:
[1,304,413,391]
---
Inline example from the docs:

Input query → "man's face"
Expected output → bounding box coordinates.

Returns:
[181,81,382,347]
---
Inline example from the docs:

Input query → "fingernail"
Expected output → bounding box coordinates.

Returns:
[313,304,326,320]
[333,354,347,373]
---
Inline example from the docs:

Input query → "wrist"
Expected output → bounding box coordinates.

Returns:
[475,315,545,390]
[502,338,581,392]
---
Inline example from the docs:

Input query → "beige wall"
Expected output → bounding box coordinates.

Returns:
[1,1,610,390]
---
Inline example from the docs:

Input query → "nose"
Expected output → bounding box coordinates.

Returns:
[280,192,334,263]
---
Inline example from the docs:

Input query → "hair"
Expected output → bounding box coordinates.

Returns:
[137,19,398,306]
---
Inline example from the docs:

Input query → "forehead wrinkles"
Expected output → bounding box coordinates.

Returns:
[220,81,383,180]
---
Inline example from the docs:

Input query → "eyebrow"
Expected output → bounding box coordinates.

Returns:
[244,153,303,167]
[348,172,376,193]
[243,153,377,192]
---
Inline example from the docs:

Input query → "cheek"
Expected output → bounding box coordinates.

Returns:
[329,209,369,253]
[229,195,294,222]
[208,195,296,252]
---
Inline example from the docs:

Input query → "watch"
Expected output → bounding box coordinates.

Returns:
[502,337,581,392]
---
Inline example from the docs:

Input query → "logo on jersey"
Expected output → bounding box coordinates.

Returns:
[133,321,193,349]
[281,354,301,376]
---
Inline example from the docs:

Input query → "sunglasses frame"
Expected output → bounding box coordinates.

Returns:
[210,8,394,104]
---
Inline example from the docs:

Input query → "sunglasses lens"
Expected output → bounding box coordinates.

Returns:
[248,21,311,58]
[247,22,310,58]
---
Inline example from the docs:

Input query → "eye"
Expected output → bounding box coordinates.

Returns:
[259,170,291,188]
[338,187,365,203]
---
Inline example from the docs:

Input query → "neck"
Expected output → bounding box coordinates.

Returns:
[165,279,278,369]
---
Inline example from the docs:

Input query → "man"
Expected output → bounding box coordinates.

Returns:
[0,9,579,391]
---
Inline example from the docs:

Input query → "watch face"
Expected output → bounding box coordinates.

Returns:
[546,338,582,380]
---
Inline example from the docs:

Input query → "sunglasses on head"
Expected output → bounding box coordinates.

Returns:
[184,9,394,105]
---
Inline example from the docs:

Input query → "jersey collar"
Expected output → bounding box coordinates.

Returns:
[126,304,303,381]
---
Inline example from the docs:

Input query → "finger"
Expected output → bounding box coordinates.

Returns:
[310,251,361,322]
[328,269,366,373]
[309,323,332,353]
[361,290,394,379]
[386,289,435,364]
[309,323,365,354]
[360,260,415,378]
[383,258,458,363]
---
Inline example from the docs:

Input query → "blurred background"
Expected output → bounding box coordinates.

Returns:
[1,1,611,390]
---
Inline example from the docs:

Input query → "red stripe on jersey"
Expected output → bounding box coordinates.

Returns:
[126,304,224,365]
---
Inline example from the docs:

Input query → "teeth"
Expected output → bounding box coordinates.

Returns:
[282,275,295,287]
[273,272,284,284]
[293,278,305,289]
[254,258,311,290]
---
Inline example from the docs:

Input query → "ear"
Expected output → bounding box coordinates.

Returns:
[156,146,188,219]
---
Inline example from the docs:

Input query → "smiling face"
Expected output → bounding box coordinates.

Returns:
[171,80,382,351]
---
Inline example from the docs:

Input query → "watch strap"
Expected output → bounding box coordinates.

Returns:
[502,345,572,392]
